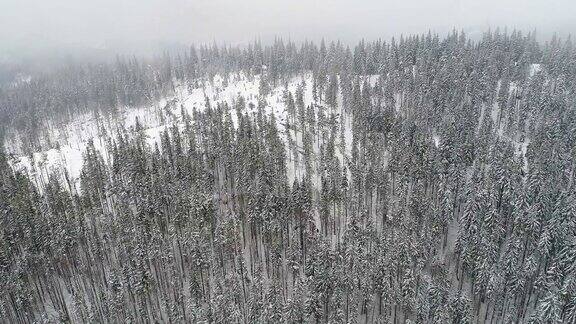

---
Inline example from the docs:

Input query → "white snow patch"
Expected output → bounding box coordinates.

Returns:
[4,72,322,191]
[432,134,440,148]
[529,63,542,77]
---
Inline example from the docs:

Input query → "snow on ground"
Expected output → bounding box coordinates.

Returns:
[4,73,319,191]
[529,63,542,77]
[432,134,440,148]
[4,68,537,193]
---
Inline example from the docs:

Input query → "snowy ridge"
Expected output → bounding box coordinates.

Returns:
[4,72,325,191]
[5,63,540,191]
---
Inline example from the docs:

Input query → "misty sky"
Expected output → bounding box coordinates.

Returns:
[1,0,576,59]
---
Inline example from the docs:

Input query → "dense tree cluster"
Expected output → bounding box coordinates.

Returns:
[1,30,576,323]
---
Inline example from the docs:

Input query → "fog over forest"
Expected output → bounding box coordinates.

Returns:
[2,0,575,62]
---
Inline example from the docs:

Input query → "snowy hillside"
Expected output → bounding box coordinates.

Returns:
[4,67,533,193]
[4,73,324,191]
[3,32,576,324]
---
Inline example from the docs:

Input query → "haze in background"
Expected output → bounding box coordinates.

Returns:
[1,0,575,69]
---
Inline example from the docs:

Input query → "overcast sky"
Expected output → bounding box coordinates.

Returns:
[1,0,576,61]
